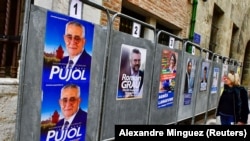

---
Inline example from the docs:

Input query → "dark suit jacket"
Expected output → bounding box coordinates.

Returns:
[56,108,87,140]
[201,78,207,83]
[184,73,189,93]
[60,50,91,70]
[56,108,87,127]
[117,69,144,98]
[127,69,144,91]
[129,70,144,96]
[184,73,194,93]
[137,70,144,91]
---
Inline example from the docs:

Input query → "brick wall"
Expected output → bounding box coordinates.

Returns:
[102,0,192,37]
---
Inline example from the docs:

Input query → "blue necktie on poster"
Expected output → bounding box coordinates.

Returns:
[68,60,74,68]
[64,121,69,130]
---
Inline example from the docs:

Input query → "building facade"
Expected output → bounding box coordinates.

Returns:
[0,0,250,140]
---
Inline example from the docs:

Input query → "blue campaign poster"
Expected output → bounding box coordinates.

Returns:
[40,10,94,141]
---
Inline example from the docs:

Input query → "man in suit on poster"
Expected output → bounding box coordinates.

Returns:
[184,60,194,94]
[127,48,144,98]
[60,20,91,70]
[55,83,87,140]
[200,66,208,91]
[201,66,208,83]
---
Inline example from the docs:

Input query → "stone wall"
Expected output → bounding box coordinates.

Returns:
[0,79,18,141]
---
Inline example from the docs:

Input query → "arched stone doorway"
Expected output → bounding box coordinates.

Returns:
[242,40,250,88]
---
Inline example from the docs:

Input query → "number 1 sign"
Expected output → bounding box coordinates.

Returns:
[70,0,83,19]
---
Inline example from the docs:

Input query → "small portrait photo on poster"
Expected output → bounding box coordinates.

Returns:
[200,62,210,91]
[183,58,196,105]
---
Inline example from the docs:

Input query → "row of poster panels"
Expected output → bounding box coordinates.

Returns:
[39,10,237,141]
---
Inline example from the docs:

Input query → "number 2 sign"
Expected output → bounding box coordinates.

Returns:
[132,22,141,38]
[70,0,83,19]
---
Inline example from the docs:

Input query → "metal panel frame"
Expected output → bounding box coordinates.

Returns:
[100,12,156,140]
[16,3,111,141]
[204,53,223,124]
[148,30,184,125]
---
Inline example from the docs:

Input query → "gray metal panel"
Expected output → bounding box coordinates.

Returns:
[86,25,108,141]
[228,64,236,72]
[177,53,199,121]
[207,62,222,110]
[16,5,109,141]
[194,59,213,115]
[148,43,183,124]
[100,31,154,140]
[219,63,229,92]
[16,5,46,141]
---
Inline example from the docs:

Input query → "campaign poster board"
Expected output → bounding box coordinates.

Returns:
[183,58,196,105]
[117,44,147,100]
[40,10,94,141]
[157,49,178,108]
